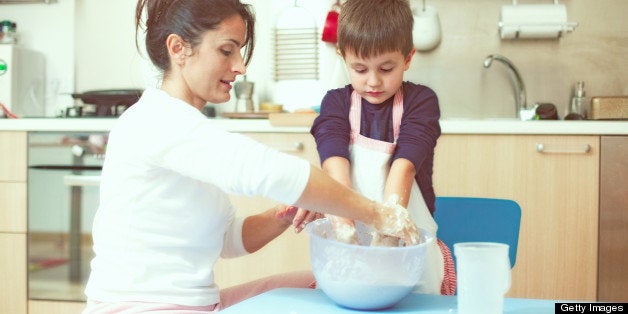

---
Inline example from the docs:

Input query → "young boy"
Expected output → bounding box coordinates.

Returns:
[310,0,455,295]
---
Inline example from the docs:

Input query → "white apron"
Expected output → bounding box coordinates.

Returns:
[348,89,444,294]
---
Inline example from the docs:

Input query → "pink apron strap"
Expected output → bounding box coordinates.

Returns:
[349,89,404,142]
[349,91,363,137]
[392,89,403,142]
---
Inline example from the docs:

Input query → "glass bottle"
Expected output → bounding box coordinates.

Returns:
[565,81,587,120]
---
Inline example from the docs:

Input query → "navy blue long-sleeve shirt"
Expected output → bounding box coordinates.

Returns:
[310,82,441,213]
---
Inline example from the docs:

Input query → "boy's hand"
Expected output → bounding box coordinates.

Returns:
[329,216,359,244]
[370,195,421,246]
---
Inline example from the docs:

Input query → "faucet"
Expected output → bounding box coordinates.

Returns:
[483,54,533,120]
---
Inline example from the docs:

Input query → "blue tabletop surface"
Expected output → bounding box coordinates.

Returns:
[220,288,562,313]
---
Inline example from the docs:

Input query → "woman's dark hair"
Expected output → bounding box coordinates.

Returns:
[135,0,255,73]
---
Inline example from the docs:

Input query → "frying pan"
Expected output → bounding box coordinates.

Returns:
[72,89,143,106]
[71,89,143,116]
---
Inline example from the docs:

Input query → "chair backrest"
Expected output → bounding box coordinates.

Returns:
[434,197,521,268]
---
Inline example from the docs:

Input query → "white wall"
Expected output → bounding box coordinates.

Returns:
[0,0,75,116]
[73,0,338,113]
[404,0,628,119]
[3,0,628,118]
[74,0,154,91]
[71,0,628,117]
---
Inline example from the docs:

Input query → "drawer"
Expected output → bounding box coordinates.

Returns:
[0,182,27,232]
[0,131,27,182]
[243,132,320,166]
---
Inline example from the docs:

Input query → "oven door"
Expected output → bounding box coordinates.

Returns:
[27,132,105,302]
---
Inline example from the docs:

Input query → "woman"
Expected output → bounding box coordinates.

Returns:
[82,0,418,312]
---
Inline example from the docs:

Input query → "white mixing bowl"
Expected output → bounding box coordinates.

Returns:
[305,218,434,310]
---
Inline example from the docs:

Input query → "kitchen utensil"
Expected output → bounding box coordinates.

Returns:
[233,76,254,112]
[321,1,341,43]
[272,1,319,81]
[71,89,142,106]
[564,81,587,120]
[0,44,46,117]
[259,102,283,113]
[71,89,143,116]
[454,242,511,314]
[589,96,628,120]
[412,1,442,51]
[220,112,269,119]
[305,218,433,310]
[534,102,558,120]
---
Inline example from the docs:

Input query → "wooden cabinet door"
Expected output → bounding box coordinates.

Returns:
[28,300,85,314]
[0,182,26,233]
[433,134,599,300]
[1,233,27,314]
[598,136,628,302]
[0,131,27,232]
[0,132,28,313]
[0,131,27,182]
[213,133,320,289]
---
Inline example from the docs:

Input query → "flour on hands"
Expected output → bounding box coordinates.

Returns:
[371,195,421,246]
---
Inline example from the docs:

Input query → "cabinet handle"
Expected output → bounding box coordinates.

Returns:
[535,143,591,154]
[270,142,305,153]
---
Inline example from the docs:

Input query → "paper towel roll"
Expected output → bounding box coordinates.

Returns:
[499,4,577,39]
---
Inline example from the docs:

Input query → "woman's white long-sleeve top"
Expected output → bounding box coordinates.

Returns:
[84,87,310,306]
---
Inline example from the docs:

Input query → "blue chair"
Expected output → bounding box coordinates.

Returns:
[434,197,521,268]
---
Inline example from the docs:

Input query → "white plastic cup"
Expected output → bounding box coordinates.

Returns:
[454,242,511,314]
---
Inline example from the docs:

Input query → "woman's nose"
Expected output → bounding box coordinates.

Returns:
[233,54,247,75]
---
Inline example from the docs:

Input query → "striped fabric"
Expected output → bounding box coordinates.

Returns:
[438,239,457,295]
[349,89,404,154]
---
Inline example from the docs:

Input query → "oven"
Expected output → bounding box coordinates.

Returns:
[27,131,106,302]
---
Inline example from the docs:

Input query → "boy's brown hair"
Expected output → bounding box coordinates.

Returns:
[337,0,414,59]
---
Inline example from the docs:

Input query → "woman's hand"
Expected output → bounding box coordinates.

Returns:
[243,204,306,253]
[277,206,323,233]
[274,204,298,226]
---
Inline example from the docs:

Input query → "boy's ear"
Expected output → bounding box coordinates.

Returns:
[404,48,416,70]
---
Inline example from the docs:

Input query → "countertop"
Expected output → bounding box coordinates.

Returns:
[0,117,626,135]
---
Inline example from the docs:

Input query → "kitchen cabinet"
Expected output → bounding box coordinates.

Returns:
[433,134,599,301]
[598,135,628,302]
[213,132,320,289]
[22,131,321,314]
[28,300,86,314]
[0,128,614,312]
[216,133,604,300]
[0,131,28,314]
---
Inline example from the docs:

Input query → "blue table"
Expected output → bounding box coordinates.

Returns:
[221,288,563,313]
